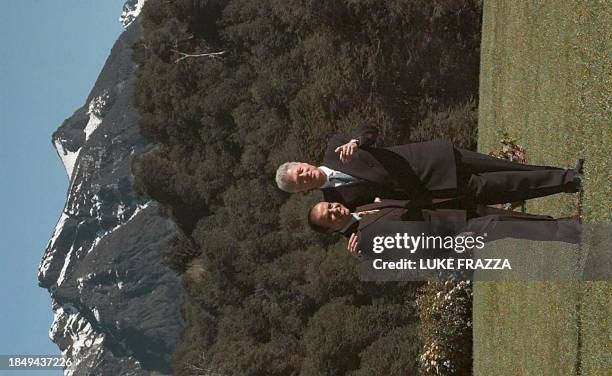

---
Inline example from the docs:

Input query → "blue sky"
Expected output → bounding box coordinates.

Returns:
[0,1,126,374]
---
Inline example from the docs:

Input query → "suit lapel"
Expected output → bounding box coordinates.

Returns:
[356,200,409,211]
[323,148,395,187]
[356,199,468,231]
[358,209,390,230]
[357,200,417,224]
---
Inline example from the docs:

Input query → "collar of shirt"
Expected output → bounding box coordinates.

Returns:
[318,166,334,188]
[339,213,360,234]
[319,165,359,188]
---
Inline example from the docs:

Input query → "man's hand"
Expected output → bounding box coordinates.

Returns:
[334,141,358,164]
[347,232,361,258]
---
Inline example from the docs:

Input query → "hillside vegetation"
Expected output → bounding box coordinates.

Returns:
[132,0,482,373]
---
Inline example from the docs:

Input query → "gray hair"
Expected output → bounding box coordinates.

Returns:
[276,162,300,192]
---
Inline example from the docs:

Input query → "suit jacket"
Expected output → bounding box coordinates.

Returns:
[340,199,467,238]
[350,201,576,281]
[320,126,458,209]
[347,200,567,250]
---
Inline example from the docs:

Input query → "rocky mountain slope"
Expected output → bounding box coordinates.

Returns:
[38,2,183,374]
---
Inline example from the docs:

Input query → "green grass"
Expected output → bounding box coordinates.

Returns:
[475,0,611,375]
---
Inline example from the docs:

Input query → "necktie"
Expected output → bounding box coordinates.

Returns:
[330,171,357,186]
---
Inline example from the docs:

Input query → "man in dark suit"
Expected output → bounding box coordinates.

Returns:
[276,126,582,210]
[308,199,580,257]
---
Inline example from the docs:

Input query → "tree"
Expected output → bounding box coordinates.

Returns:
[133,0,482,373]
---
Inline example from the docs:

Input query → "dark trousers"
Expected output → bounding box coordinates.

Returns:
[455,149,577,204]
[465,210,580,244]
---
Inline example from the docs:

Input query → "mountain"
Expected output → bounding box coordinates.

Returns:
[38,2,183,374]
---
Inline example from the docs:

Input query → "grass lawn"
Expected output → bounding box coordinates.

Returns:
[475,0,611,375]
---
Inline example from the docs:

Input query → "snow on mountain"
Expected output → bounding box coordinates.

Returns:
[50,302,106,375]
[39,212,70,282]
[120,0,147,28]
[84,92,107,142]
[54,139,80,178]
[39,4,182,374]
[52,91,109,180]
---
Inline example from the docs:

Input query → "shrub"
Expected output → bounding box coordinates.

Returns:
[416,280,473,375]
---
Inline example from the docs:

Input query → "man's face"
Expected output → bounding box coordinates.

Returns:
[287,163,325,191]
[310,202,351,232]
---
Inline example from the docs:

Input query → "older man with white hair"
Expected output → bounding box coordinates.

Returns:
[276,125,583,210]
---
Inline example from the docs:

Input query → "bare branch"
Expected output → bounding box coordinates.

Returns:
[171,49,226,63]
[184,353,222,376]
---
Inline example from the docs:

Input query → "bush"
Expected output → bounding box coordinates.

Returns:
[417,280,473,375]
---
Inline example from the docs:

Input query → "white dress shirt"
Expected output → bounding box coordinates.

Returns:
[319,166,362,188]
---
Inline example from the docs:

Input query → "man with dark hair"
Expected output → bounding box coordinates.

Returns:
[308,200,580,257]
[277,126,583,210]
